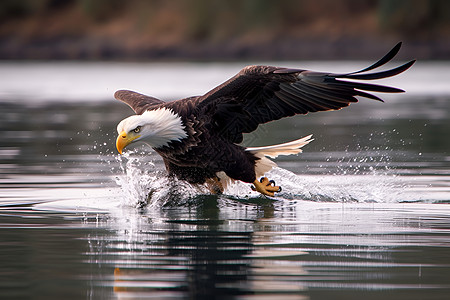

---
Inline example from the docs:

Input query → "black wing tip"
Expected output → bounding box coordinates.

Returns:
[333,43,415,83]
[394,41,402,50]
[338,42,409,77]
[405,59,416,69]
[387,41,403,60]
[397,59,416,76]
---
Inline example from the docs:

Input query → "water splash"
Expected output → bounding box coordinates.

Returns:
[220,167,403,203]
[113,149,405,206]
[114,150,210,207]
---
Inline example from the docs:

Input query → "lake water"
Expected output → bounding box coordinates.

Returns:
[0,61,449,299]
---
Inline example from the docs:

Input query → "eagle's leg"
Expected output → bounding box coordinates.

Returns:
[252,177,282,197]
[205,176,224,195]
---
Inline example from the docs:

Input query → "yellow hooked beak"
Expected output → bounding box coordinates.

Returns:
[116,131,140,154]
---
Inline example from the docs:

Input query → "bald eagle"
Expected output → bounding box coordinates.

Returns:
[115,43,414,196]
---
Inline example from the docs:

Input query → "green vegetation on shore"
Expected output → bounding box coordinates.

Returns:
[1,0,449,60]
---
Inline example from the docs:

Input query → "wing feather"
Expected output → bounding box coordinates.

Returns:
[114,90,165,114]
[341,41,403,75]
[114,44,415,145]
[196,43,415,143]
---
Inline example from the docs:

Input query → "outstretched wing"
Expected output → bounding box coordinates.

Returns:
[114,90,165,114]
[196,42,415,143]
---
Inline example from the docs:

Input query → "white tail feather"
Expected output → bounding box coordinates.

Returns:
[247,134,313,158]
[214,135,313,191]
[247,135,313,178]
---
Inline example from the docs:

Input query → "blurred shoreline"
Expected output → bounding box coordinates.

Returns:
[1,0,449,61]
[2,36,449,61]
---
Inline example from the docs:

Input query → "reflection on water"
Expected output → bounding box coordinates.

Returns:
[73,201,450,299]
[3,200,450,299]
[0,62,449,299]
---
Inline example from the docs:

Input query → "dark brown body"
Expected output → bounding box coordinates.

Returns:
[156,97,260,184]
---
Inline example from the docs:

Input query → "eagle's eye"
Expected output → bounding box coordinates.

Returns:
[133,126,141,133]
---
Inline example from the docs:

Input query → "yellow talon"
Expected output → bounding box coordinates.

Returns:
[251,177,282,197]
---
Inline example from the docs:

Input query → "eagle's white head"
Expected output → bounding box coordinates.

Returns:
[116,108,187,154]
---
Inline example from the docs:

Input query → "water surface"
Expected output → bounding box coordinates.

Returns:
[0,61,449,299]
